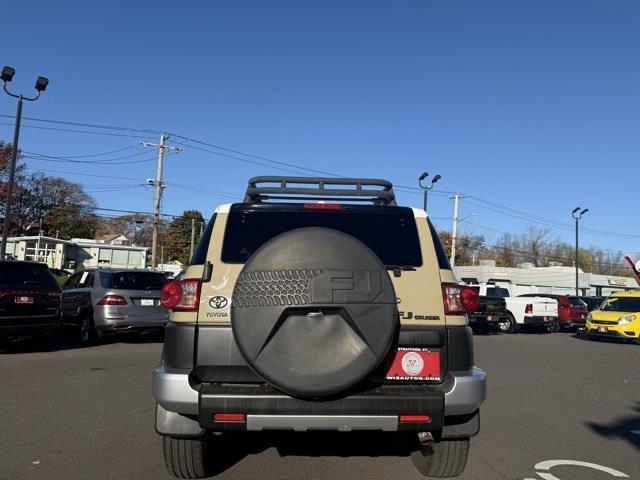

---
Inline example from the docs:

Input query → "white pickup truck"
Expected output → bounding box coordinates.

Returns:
[476,285,559,333]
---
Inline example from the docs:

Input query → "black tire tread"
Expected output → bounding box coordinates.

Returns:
[411,438,470,478]
[163,436,208,479]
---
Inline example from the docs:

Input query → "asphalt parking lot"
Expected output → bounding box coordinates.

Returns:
[1,332,638,480]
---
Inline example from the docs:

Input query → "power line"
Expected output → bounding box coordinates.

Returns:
[0,113,159,135]
[22,153,157,166]
[21,145,136,159]
[0,121,150,139]
[464,197,640,240]
[4,112,637,242]
[22,147,149,162]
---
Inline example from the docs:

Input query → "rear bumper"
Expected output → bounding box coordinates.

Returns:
[524,315,556,326]
[95,314,167,333]
[98,322,166,333]
[198,383,444,431]
[0,315,60,337]
[468,315,503,326]
[152,365,486,433]
[560,320,586,329]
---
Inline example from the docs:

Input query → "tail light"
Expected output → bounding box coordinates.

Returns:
[525,303,533,314]
[160,280,201,311]
[303,203,342,210]
[399,414,431,423]
[97,295,128,306]
[213,413,245,423]
[442,283,480,314]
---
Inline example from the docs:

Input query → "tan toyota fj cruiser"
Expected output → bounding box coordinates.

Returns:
[153,177,486,478]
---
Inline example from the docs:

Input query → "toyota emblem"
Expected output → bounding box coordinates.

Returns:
[209,296,228,309]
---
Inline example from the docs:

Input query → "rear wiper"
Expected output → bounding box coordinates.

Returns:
[23,280,44,285]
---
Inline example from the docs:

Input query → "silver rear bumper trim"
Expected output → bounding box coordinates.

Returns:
[152,365,487,419]
[246,415,398,432]
[152,366,198,415]
[444,367,487,416]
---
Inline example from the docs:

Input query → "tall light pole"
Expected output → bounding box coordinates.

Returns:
[1,66,49,259]
[449,193,468,268]
[572,207,589,295]
[418,172,441,214]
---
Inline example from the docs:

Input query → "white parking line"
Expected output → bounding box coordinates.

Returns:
[523,459,630,480]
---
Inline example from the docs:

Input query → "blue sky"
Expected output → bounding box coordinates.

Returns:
[1,0,639,254]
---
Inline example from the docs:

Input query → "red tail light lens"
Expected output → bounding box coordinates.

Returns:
[399,414,431,423]
[525,303,533,314]
[303,203,342,210]
[160,280,201,311]
[97,295,127,306]
[442,283,480,314]
[213,413,245,423]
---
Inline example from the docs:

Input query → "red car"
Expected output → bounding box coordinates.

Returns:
[518,294,588,331]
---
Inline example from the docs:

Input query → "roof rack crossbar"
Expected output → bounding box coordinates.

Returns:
[244,176,397,206]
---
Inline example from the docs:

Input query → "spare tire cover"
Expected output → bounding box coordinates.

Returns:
[231,227,398,398]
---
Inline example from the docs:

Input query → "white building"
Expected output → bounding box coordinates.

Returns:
[454,261,637,297]
[6,235,147,270]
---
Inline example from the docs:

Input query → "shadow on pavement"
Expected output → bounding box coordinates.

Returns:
[206,430,414,475]
[273,431,414,457]
[0,329,164,354]
[586,402,640,451]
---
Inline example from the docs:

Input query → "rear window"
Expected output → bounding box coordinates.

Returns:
[569,297,587,307]
[221,206,422,267]
[190,214,217,265]
[428,219,451,270]
[0,263,59,290]
[487,287,510,298]
[99,271,167,290]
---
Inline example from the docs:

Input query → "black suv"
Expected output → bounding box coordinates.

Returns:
[0,261,62,341]
[153,177,486,478]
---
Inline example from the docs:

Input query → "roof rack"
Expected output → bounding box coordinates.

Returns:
[244,176,397,206]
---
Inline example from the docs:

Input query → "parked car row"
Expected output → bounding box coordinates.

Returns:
[465,283,619,338]
[1,261,169,345]
[2,260,637,346]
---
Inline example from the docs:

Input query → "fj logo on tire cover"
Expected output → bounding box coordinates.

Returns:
[310,270,382,304]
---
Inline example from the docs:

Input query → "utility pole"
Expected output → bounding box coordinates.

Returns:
[190,217,196,260]
[143,133,182,269]
[449,194,467,268]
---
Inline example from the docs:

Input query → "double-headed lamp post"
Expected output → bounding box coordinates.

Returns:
[571,207,589,296]
[0,66,49,259]
[418,172,442,214]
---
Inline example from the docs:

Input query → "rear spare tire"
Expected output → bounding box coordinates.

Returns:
[231,227,398,398]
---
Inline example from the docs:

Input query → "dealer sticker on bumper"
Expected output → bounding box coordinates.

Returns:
[385,347,441,382]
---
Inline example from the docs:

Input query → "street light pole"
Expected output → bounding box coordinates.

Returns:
[571,207,589,296]
[418,172,442,215]
[1,66,49,259]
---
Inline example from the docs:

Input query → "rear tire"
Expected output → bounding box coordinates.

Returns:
[498,313,516,334]
[79,315,99,346]
[547,321,560,333]
[411,438,470,478]
[163,436,209,479]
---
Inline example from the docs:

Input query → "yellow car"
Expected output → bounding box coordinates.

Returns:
[585,290,640,342]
